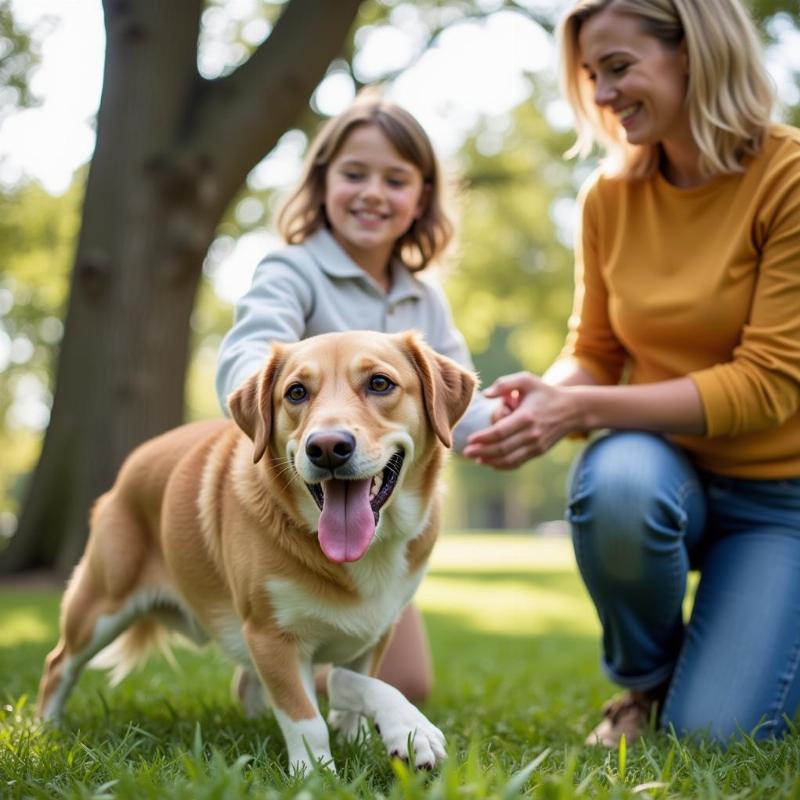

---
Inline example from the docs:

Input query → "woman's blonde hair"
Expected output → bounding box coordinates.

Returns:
[277,93,453,271]
[558,0,775,179]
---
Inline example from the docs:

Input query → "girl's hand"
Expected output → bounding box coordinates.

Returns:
[489,394,516,424]
[463,372,580,469]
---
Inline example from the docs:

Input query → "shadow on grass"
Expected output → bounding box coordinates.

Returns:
[0,581,610,789]
[0,584,605,716]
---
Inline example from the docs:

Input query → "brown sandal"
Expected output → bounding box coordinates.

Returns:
[584,687,665,747]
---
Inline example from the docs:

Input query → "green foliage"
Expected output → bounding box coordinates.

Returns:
[442,87,582,529]
[0,177,83,524]
[747,0,800,27]
[1,535,798,798]
[744,0,800,125]
[0,0,44,120]
[453,91,577,371]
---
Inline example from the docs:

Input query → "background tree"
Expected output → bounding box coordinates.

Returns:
[1,0,797,569]
[0,0,560,574]
[1,0,363,574]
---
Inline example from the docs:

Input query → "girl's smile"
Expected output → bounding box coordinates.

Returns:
[325,123,426,285]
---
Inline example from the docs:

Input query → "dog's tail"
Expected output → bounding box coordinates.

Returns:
[89,615,177,686]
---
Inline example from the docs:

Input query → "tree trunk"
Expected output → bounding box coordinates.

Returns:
[1,0,362,576]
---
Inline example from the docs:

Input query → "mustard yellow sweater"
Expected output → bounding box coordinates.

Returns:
[563,124,800,478]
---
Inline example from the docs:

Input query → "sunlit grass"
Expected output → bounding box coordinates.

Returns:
[430,532,577,571]
[419,575,598,636]
[0,608,54,647]
[419,533,599,636]
[1,533,798,799]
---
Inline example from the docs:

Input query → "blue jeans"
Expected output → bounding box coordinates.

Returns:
[568,431,800,742]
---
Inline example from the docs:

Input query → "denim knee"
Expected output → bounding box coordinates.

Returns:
[568,432,698,583]
[662,677,796,743]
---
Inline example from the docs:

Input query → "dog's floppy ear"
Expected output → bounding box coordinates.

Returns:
[227,344,285,463]
[401,332,477,448]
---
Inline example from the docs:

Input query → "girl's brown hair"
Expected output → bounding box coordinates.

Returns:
[277,94,454,271]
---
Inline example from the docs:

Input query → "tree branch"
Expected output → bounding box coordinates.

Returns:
[186,0,364,214]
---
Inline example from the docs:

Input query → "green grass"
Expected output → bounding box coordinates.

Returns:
[1,534,799,799]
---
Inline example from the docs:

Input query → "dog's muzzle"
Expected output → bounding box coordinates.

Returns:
[305,450,405,563]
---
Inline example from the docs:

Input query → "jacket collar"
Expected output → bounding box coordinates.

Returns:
[305,228,423,303]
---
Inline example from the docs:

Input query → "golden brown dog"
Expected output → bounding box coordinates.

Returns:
[37,331,475,773]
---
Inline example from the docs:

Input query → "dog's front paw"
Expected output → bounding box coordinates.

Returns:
[286,753,337,777]
[328,709,369,743]
[373,705,446,769]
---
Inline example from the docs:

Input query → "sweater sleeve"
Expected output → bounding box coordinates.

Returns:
[215,255,314,414]
[558,177,628,385]
[689,166,800,437]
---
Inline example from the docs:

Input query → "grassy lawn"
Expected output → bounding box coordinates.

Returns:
[1,533,798,798]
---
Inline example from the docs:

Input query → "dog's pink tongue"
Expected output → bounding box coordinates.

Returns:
[318,479,376,563]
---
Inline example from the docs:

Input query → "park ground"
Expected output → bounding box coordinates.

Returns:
[1,533,799,799]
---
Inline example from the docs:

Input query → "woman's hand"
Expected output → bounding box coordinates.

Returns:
[463,372,581,469]
[466,372,707,470]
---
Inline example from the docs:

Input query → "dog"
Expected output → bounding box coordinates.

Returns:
[37,330,475,774]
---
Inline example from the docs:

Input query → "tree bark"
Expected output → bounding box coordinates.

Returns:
[2,0,363,575]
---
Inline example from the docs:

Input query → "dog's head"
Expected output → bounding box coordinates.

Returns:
[228,331,476,564]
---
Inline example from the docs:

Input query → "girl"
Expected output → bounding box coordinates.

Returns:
[216,94,498,702]
[466,0,800,744]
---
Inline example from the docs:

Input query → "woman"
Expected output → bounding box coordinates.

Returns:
[465,0,800,745]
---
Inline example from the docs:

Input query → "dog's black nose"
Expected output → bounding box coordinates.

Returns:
[305,430,356,469]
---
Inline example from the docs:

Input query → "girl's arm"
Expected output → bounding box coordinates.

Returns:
[216,257,312,414]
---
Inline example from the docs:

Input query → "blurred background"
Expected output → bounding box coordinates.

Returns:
[1,0,798,574]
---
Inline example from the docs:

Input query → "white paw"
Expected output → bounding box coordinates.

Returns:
[328,709,369,743]
[373,705,446,768]
[275,709,336,777]
[286,753,337,777]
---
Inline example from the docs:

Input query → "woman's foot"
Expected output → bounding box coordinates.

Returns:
[584,685,666,747]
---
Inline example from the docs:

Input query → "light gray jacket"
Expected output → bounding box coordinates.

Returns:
[215,228,493,453]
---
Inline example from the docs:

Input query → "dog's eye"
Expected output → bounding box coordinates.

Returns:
[368,374,394,394]
[286,383,308,404]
